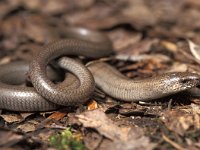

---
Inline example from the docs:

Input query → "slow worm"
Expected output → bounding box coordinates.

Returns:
[0,27,199,111]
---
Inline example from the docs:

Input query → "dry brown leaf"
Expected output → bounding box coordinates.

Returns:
[188,40,200,61]
[178,9,200,30]
[147,0,184,23]
[191,104,200,129]
[14,43,42,61]
[167,63,188,73]
[22,0,94,15]
[47,111,67,121]
[191,103,200,114]
[63,4,121,29]
[0,15,25,50]
[77,109,156,150]
[87,100,98,110]
[20,113,35,119]
[84,131,103,150]
[22,0,72,15]
[108,29,142,52]
[0,0,200,149]
[0,56,12,65]
[0,129,24,147]
[119,39,157,56]
[160,40,177,52]
[161,109,200,135]
[17,122,36,133]
[23,15,59,43]
[0,112,35,124]
[122,0,156,29]
[0,114,23,123]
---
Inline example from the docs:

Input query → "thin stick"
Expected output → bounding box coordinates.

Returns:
[162,134,187,150]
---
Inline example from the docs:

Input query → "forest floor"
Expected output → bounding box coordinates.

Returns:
[0,0,200,150]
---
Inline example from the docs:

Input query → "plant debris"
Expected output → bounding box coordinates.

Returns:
[0,0,199,150]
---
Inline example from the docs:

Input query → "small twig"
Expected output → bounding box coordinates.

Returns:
[167,99,173,110]
[178,46,200,65]
[162,134,187,150]
[138,101,162,106]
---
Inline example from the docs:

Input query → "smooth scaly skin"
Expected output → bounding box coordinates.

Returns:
[29,27,200,106]
[0,61,199,111]
[87,62,200,101]
[0,61,58,111]
[29,41,113,105]
[0,27,200,111]
[0,61,79,111]
[0,27,112,111]
[29,27,113,106]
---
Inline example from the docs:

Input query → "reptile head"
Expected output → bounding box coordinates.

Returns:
[161,72,200,94]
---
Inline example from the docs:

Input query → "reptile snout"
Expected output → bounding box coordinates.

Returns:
[179,73,200,89]
[162,72,200,94]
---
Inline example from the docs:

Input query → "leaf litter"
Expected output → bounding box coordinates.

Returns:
[0,0,199,149]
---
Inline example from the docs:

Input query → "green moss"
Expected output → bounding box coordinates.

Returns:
[49,128,85,150]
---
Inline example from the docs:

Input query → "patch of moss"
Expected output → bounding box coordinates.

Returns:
[49,128,85,150]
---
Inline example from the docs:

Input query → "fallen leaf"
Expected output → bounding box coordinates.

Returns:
[14,43,42,61]
[118,39,158,56]
[191,103,200,114]
[188,40,200,61]
[22,15,59,43]
[178,9,200,30]
[47,111,67,121]
[17,122,36,133]
[84,131,103,150]
[77,109,156,150]
[0,56,12,65]
[87,100,98,110]
[161,40,177,52]
[0,114,23,123]
[122,0,156,29]
[20,113,35,120]
[0,128,24,147]
[191,103,200,129]
[167,63,188,72]
[161,109,199,135]
[108,28,142,52]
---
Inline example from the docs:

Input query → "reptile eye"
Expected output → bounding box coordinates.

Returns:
[180,79,191,84]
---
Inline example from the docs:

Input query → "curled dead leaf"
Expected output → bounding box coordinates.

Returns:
[188,40,200,61]
[77,109,156,150]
